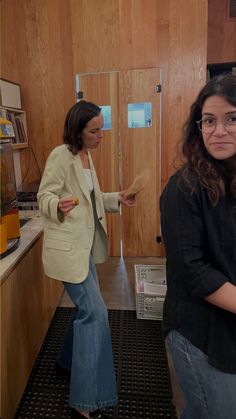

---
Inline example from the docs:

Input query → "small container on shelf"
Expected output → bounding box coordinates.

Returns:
[0,117,15,140]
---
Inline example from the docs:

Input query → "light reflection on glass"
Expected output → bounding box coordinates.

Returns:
[128,102,152,128]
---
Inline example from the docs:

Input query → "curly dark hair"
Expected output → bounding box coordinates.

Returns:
[63,100,101,154]
[179,74,236,206]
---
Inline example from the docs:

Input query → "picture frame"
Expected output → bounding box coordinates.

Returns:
[0,78,22,110]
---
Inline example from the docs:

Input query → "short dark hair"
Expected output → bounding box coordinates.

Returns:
[63,100,101,154]
[180,74,236,205]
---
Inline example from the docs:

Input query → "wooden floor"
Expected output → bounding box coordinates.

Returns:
[59,256,185,418]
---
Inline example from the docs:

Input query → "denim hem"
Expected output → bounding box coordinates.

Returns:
[70,397,118,411]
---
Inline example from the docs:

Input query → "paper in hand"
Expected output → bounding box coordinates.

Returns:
[123,169,151,199]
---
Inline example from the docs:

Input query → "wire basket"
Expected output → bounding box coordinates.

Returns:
[134,264,167,320]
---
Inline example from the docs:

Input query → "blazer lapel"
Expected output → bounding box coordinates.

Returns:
[72,154,91,202]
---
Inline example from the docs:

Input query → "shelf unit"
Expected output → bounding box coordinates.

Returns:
[0,106,28,149]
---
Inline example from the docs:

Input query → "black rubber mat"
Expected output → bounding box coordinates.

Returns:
[14,308,177,419]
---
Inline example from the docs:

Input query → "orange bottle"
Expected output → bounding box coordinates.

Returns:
[3,208,20,240]
[0,220,7,254]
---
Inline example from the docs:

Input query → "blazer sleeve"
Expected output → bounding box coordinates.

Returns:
[37,149,66,224]
[102,192,120,212]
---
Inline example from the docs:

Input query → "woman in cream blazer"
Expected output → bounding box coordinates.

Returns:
[37,100,135,419]
[38,143,119,284]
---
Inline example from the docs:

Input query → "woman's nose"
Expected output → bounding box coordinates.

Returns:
[97,130,103,138]
[213,121,227,135]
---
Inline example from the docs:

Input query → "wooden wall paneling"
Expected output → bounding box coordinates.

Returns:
[165,0,208,182]
[1,1,19,82]
[119,68,162,257]
[208,0,236,64]
[118,0,164,70]
[2,0,76,183]
[78,72,121,256]
[15,1,49,182]
[20,0,75,180]
[155,1,170,197]
[1,236,63,419]
[71,0,119,73]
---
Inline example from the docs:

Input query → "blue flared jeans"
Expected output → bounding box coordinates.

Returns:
[166,330,236,419]
[57,257,118,411]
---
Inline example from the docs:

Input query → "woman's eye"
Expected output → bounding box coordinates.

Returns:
[226,114,236,124]
[202,118,215,126]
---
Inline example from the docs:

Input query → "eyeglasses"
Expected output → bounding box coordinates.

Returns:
[196,114,236,134]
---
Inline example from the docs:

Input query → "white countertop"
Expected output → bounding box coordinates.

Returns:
[0,216,44,283]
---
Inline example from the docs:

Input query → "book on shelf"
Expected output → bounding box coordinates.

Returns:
[19,118,27,142]
[15,117,27,143]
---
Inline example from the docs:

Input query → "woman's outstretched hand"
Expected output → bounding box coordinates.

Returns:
[119,191,136,207]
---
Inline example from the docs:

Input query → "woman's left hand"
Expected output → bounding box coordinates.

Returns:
[119,191,136,207]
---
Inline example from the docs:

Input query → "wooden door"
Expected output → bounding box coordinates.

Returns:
[78,72,121,256]
[77,68,162,257]
[119,68,162,256]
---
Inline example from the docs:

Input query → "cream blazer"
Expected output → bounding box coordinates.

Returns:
[37,144,119,283]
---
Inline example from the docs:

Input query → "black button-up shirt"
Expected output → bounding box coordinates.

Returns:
[160,171,236,373]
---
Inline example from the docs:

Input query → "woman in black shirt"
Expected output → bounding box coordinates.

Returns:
[160,74,236,419]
